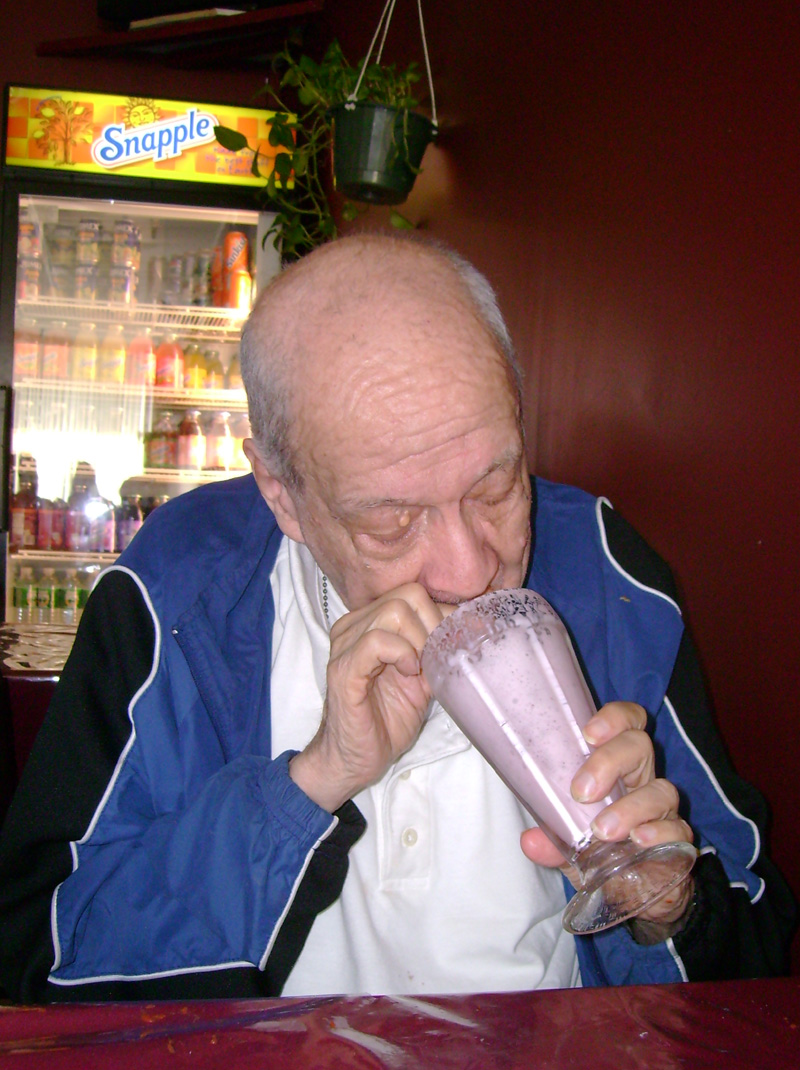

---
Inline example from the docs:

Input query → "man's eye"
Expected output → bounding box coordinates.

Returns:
[368,528,411,545]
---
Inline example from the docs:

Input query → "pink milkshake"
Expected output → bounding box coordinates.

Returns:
[422,589,696,933]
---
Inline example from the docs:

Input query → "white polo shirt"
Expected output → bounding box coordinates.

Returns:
[270,537,579,995]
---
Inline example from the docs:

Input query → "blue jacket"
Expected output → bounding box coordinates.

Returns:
[0,475,793,1001]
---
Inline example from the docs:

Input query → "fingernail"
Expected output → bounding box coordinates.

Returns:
[630,825,657,846]
[592,812,621,839]
[572,770,597,802]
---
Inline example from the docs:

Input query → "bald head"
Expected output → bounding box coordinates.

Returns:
[240,234,521,489]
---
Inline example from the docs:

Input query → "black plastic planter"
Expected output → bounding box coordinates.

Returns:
[330,102,436,205]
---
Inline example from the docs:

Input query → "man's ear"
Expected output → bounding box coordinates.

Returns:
[243,439,305,544]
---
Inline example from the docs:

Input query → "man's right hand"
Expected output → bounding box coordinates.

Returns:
[289,583,447,812]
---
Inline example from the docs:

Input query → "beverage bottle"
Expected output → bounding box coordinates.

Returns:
[34,568,56,624]
[70,322,98,382]
[205,411,233,471]
[145,411,177,468]
[51,571,67,624]
[88,491,116,553]
[231,412,251,470]
[13,317,40,380]
[76,568,94,622]
[125,328,156,386]
[183,343,207,389]
[41,321,70,379]
[97,324,127,383]
[64,461,96,552]
[204,349,225,390]
[36,496,66,551]
[177,410,205,470]
[61,570,79,626]
[155,333,184,389]
[142,494,169,519]
[10,454,39,552]
[12,566,35,624]
[226,353,243,391]
[118,494,144,549]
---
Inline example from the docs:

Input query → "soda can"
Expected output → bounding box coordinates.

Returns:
[223,231,249,280]
[228,267,252,312]
[193,250,212,305]
[50,225,75,266]
[110,265,136,304]
[148,255,165,303]
[75,219,101,264]
[19,218,41,259]
[112,219,137,266]
[74,263,99,301]
[181,253,196,305]
[16,257,41,300]
[210,245,224,306]
[49,264,72,299]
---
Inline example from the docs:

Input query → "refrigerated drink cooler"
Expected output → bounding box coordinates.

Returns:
[1,85,283,669]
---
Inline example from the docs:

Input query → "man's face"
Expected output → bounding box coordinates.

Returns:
[283,303,532,611]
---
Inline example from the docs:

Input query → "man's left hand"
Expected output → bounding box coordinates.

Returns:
[520,701,695,928]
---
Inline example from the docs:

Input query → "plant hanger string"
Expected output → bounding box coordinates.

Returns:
[347,0,438,130]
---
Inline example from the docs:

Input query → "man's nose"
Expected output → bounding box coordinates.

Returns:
[421,509,499,601]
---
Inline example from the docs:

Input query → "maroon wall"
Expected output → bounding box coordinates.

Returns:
[2,2,798,968]
[328,0,800,968]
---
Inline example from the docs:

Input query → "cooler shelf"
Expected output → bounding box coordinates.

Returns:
[17,297,248,340]
[13,378,248,413]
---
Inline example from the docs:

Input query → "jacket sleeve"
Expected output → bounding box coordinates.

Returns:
[574,505,797,986]
[0,568,364,1003]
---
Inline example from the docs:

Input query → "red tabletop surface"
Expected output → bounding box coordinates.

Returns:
[0,978,797,1069]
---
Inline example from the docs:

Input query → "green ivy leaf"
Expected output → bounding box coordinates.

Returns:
[389,211,415,230]
[273,152,293,182]
[213,125,249,153]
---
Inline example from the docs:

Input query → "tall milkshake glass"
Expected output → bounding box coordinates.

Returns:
[421,589,696,934]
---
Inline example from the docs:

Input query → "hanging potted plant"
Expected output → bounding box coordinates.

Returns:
[214,4,437,259]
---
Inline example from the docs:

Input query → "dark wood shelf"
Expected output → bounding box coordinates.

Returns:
[36,2,324,69]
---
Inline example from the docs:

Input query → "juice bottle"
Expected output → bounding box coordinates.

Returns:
[204,349,225,390]
[155,333,184,389]
[70,322,98,382]
[37,497,66,551]
[126,328,156,386]
[64,462,96,552]
[10,454,39,552]
[13,317,40,380]
[117,495,144,549]
[145,411,177,468]
[205,411,233,470]
[183,343,207,389]
[230,412,251,469]
[41,321,70,379]
[97,324,127,383]
[177,410,205,470]
[226,353,244,391]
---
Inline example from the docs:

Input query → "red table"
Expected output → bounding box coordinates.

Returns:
[0,978,797,1068]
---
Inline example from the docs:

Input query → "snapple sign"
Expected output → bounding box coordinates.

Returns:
[91,108,219,169]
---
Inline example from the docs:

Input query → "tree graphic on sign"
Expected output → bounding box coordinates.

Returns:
[32,97,93,165]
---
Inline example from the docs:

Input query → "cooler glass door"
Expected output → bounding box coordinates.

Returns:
[5,191,277,647]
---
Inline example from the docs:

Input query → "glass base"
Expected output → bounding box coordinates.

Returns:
[562,839,698,935]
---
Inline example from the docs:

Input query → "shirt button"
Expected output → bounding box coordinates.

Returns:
[401,827,418,847]
[399,769,411,780]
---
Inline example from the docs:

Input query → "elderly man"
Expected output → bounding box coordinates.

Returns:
[0,235,793,1002]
